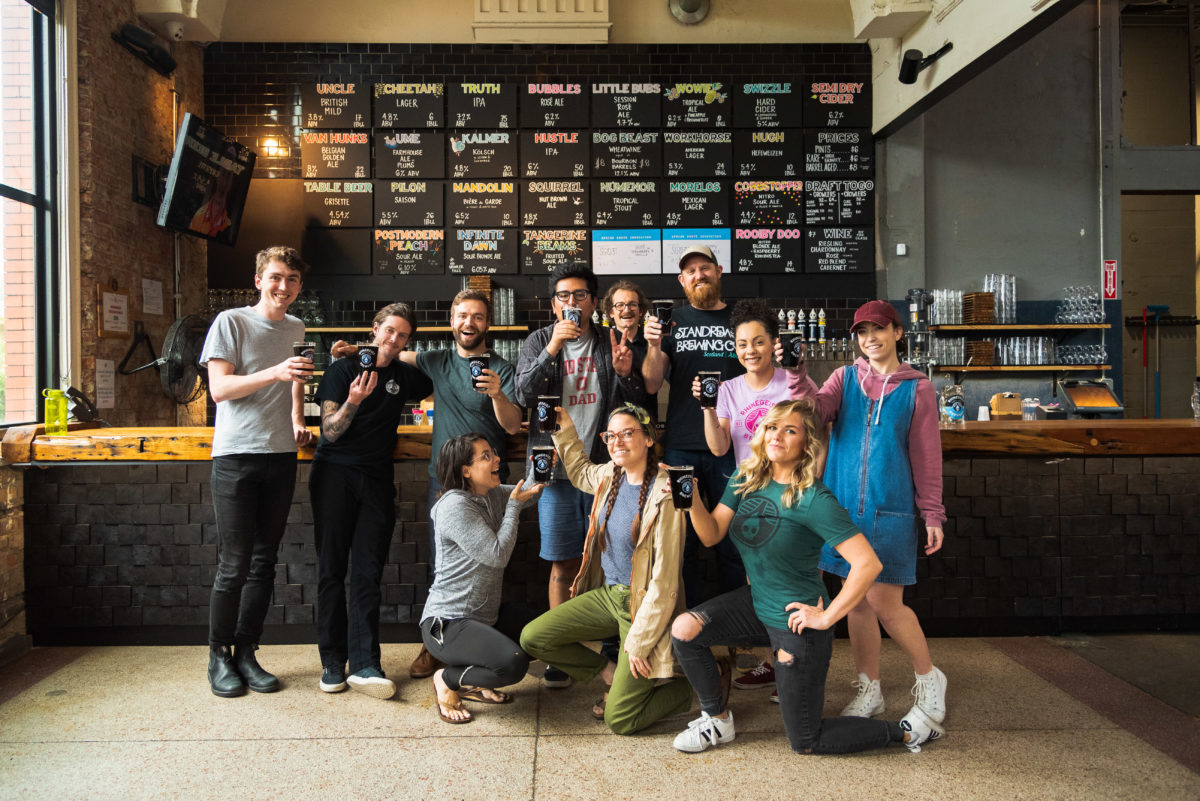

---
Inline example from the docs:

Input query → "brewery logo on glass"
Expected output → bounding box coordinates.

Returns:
[357,344,379,371]
[789,336,804,361]
[699,374,721,406]
[532,445,556,481]
[535,395,559,433]
[562,307,582,326]
[667,465,694,509]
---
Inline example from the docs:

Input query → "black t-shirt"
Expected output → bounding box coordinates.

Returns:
[661,304,744,450]
[314,356,433,473]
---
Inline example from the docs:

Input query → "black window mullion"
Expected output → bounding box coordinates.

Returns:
[32,2,57,406]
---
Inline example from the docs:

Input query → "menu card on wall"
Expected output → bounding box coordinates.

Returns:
[448,132,518,179]
[662,81,730,128]
[374,180,444,227]
[520,131,589,178]
[592,229,662,274]
[374,132,445,179]
[373,228,445,274]
[302,229,372,275]
[301,83,370,129]
[664,131,732,177]
[732,227,804,273]
[805,226,872,272]
[803,129,873,176]
[592,180,660,228]
[373,82,445,128]
[592,131,662,178]
[733,82,802,128]
[448,228,518,274]
[734,180,803,226]
[662,181,730,228]
[447,181,518,227]
[591,82,662,128]
[520,229,590,273]
[804,179,874,226]
[301,131,371,179]
[733,130,801,177]
[520,83,590,128]
[448,83,517,129]
[302,180,373,227]
[802,79,871,128]
[520,180,589,227]
[661,229,731,274]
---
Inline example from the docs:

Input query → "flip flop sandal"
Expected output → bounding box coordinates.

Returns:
[434,686,472,724]
[458,687,513,705]
[591,693,608,721]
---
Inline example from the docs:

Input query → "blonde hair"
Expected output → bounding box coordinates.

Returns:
[730,398,824,509]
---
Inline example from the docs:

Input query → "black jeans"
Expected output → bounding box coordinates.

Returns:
[672,584,903,755]
[310,460,396,674]
[420,603,533,691]
[209,454,297,647]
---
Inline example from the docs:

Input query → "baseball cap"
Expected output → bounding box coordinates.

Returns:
[851,300,901,332]
[677,244,717,270]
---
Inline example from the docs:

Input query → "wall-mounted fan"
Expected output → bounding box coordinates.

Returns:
[119,315,212,403]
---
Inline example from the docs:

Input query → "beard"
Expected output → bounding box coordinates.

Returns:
[455,328,485,350]
[684,276,721,308]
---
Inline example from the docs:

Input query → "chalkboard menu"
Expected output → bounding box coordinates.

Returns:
[520,131,588,178]
[520,180,588,227]
[734,82,802,128]
[734,180,804,226]
[805,226,872,273]
[591,83,662,128]
[302,228,371,275]
[375,132,445,179]
[592,181,659,228]
[301,83,370,129]
[521,229,590,273]
[664,131,732,177]
[731,227,804,274]
[373,83,444,128]
[301,131,371,179]
[803,130,872,176]
[803,79,871,128]
[374,180,443,227]
[449,132,518,179]
[734,130,801,177]
[373,228,445,275]
[447,181,518,228]
[520,83,590,128]
[804,179,874,226]
[448,83,518,129]
[303,180,373,227]
[592,131,662,178]
[662,82,731,128]
[662,181,729,228]
[448,228,518,275]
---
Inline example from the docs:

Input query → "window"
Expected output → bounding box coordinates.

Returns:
[0,0,56,425]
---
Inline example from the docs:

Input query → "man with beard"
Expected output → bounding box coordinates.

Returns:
[601,279,658,421]
[311,303,434,699]
[643,245,746,607]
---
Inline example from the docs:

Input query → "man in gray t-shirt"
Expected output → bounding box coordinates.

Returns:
[198,246,314,699]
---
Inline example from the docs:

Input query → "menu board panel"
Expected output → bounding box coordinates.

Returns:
[662,180,730,228]
[520,83,590,128]
[731,227,804,273]
[805,226,872,273]
[373,228,445,275]
[661,229,731,274]
[520,180,589,227]
[803,129,873,176]
[592,180,660,228]
[804,179,874,226]
[733,82,802,128]
[447,180,518,228]
[802,79,871,128]
[733,130,801,177]
[448,83,517,129]
[590,82,662,128]
[448,228,518,275]
[373,82,445,128]
[302,180,373,227]
[520,131,588,178]
[301,83,370,129]
[662,81,731,128]
[592,229,662,275]
[374,132,445,179]
[374,180,444,227]
[591,131,662,178]
[520,229,590,274]
[734,180,803,226]
[663,131,732,178]
[301,131,371,179]
[448,132,518,179]
[302,228,371,275]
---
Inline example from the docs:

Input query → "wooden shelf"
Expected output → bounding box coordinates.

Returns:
[934,365,1111,372]
[305,325,529,333]
[930,324,1110,331]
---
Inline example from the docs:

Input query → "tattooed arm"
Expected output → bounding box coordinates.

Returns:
[321,370,377,442]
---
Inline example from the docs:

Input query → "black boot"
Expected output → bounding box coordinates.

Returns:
[234,643,281,693]
[209,645,247,698]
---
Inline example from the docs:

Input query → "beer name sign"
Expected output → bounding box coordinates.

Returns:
[373,82,445,128]
[301,83,369,129]
[731,227,804,274]
[449,82,518,129]
[592,131,662,178]
[662,181,730,228]
[663,81,730,128]
[521,180,588,227]
[520,131,588,178]
[301,131,370,179]
[733,82,802,128]
[591,82,662,128]
[447,181,517,228]
[520,83,589,128]
[449,132,518,179]
[374,132,445,179]
[803,129,872,176]
[373,228,445,275]
[803,80,870,128]
[804,179,874,227]
[521,228,590,273]
[734,130,801,178]
[302,180,373,227]
[374,180,444,227]
[734,180,803,227]
[805,226,871,273]
[664,131,732,178]
[592,180,659,228]
[448,228,518,275]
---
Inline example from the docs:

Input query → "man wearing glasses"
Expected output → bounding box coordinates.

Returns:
[516,264,645,688]
[601,279,658,420]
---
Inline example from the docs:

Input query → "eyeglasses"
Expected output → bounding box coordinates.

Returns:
[610,301,640,312]
[472,449,498,463]
[599,428,640,445]
[553,289,592,303]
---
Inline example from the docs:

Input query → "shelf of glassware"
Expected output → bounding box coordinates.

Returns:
[932,365,1111,372]
[304,326,530,333]
[929,324,1111,332]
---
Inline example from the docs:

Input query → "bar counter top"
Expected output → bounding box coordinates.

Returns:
[4,419,1200,463]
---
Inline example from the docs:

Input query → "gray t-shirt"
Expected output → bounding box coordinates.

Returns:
[599,476,641,587]
[416,348,516,480]
[561,329,602,463]
[200,305,304,457]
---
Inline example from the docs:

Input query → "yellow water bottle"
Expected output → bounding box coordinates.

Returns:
[42,388,68,436]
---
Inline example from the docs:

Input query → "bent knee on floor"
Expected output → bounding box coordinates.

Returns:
[604,710,643,737]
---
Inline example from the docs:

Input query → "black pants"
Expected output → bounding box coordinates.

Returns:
[420,603,533,691]
[310,460,396,674]
[209,454,297,647]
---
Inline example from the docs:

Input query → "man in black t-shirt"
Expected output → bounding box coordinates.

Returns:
[311,302,433,700]
[643,244,746,606]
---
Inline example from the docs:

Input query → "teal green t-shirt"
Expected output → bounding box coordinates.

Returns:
[719,478,860,629]
[417,349,517,481]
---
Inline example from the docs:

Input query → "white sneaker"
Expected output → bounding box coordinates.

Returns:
[673,710,736,753]
[911,666,947,724]
[347,668,396,699]
[900,706,945,753]
[840,672,885,717]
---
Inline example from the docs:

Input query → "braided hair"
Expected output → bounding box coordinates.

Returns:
[595,404,659,553]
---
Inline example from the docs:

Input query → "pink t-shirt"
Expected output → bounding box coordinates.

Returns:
[716,369,793,464]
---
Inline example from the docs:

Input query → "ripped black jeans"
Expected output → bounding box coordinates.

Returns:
[672,584,903,754]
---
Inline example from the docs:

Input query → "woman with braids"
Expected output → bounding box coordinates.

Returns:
[669,399,945,755]
[520,403,692,735]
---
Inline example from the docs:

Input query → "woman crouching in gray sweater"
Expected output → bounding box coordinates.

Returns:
[421,434,544,723]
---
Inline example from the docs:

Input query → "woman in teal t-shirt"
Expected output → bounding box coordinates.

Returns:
[667,399,946,756]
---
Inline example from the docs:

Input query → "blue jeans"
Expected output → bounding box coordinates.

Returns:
[536,479,593,561]
[663,447,745,606]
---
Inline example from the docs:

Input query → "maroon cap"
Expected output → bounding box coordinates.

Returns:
[851,300,900,332]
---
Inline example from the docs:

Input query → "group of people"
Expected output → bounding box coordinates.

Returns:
[199,242,948,756]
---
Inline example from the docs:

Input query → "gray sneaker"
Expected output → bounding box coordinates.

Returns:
[673,710,736,753]
[347,667,396,699]
[900,706,945,753]
[319,665,347,693]
[911,666,947,724]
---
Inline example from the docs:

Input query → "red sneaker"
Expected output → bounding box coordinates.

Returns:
[732,660,775,690]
